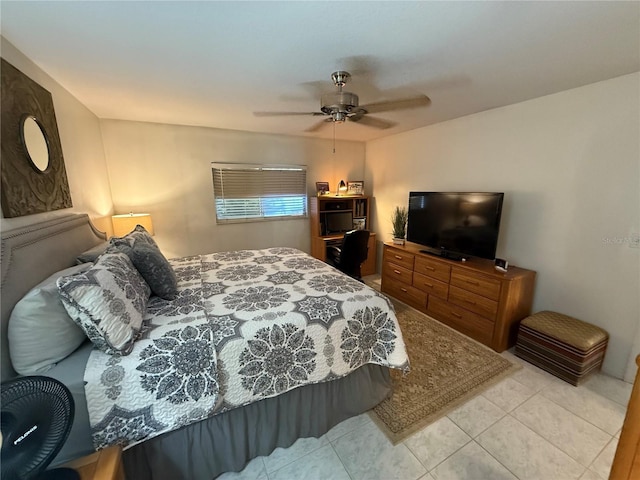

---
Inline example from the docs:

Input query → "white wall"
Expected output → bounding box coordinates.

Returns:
[0,38,113,233]
[366,73,640,379]
[100,119,365,258]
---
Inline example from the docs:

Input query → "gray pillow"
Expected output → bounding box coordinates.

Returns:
[111,224,158,249]
[109,243,178,300]
[8,263,92,375]
[57,252,151,355]
[109,227,178,300]
[76,241,109,264]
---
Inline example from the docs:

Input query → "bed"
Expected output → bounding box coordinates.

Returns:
[1,214,408,479]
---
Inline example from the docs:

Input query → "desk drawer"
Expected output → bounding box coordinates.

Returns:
[384,247,415,270]
[451,268,501,300]
[449,285,498,320]
[413,272,449,299]
[415,256,451,283]
[383,281,427,311]
[427,296,494,346]
[382,262,413,286]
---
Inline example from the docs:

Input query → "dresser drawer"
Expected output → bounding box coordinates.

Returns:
[451,268,501,300]
[427,297,494,346]
[383,281,427,311]
[384,246,415,270]
[382,261,413,285]
[415,256,451,283]
[448,285,498,320]
[413,272,449,299]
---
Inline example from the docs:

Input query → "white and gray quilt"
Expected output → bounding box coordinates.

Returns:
[84,248,409,450]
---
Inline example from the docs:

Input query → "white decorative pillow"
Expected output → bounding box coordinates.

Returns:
[8,263,92,375]
[57,252,151,355]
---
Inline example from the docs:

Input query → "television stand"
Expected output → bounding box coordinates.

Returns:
[382,242,536,352]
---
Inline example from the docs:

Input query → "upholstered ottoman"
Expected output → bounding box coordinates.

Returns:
[515,311,609,385]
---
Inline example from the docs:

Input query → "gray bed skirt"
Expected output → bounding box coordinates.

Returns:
[123,364,391,480]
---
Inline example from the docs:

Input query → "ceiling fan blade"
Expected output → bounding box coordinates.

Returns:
[359,95,431,114]
[253,111,325,117]
[349,115,395,129]
[305,119,332,132]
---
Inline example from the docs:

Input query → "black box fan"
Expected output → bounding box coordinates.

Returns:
[1,376,79,480]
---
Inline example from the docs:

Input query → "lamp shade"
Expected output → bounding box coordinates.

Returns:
[112,213,154,237]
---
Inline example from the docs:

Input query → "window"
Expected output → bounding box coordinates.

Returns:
[212,163,307,223]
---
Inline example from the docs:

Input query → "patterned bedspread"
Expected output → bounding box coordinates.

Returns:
[84,248,409,449]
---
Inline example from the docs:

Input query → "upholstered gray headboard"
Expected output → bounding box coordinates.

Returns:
[1,214,106,381]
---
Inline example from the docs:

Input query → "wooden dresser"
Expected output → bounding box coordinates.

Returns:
[381,242,536,352]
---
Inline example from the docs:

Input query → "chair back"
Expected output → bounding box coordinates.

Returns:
[339,230,370,277]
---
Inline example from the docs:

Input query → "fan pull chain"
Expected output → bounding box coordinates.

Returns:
[333,121,336,154]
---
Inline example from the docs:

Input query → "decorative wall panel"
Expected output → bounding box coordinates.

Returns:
[1,58,72,217]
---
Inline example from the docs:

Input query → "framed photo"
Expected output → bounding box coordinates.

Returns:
[347,181,364,196]
[353,217,366,230]
[316,182,330,196]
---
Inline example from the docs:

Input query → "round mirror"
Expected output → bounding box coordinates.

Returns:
[21,116,50,172]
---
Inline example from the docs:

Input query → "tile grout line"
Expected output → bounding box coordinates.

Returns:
[472,437,529,480]
[446,407,508,441]
[400,438,432,479]
[327,440,355,480]
[535,385,624,437]
[263,437,328,478]
[403,432,472,476]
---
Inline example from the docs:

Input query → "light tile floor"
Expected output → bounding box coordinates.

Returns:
[217,276,632,480]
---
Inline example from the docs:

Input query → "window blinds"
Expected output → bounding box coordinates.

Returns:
[211,163,307,223]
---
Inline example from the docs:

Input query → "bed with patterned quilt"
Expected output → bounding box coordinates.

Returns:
[1,214,409,480]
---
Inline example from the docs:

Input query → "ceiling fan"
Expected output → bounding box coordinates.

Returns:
[254,71,431,132]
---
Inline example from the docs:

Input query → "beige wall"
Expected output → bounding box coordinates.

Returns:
[366,73,640,378]
[5,38,636,378]
[100,119,365,258]
[0,38,113,233]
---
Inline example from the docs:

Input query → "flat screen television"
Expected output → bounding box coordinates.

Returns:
[326,211,353,234]
[407,192,504,260]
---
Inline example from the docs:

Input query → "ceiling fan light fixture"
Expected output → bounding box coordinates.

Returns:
[333,112,347,123]
[254,70,431,133]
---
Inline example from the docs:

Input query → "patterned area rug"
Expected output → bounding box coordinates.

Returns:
[370,298,521,444]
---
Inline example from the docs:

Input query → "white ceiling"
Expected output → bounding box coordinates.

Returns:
[2,1,639,142]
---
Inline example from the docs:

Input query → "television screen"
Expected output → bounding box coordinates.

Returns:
[326,211,353,234]
[407,192,504,260]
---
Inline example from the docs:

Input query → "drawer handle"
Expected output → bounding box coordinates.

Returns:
[465,280,480,286]
[394,255,403,260]
[451,312,462,319]
[426,266,435,271]
[400,288,408,293]
[464,299,477,305]
[425,283,434,288]
[393,269,402,275]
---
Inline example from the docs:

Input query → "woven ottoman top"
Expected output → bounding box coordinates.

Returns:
[521,311,608,352]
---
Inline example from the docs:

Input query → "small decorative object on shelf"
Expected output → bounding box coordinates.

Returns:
[316,182,330,196]
[337,180,347,195]
[347,180,364,195]
[391,205,408,245]
[353,218,366,230]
